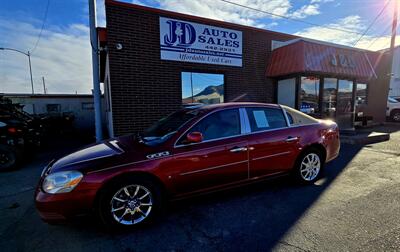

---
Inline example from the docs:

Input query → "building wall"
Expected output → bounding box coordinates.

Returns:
[357,52,392,123]
[105,1,295,136]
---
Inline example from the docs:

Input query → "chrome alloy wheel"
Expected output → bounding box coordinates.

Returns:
[393,112,400,122]
[110,185,153,225]
[300,153,321,181]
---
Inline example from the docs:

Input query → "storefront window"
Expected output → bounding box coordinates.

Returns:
[181,72,224,105]
[322,78,337,118]
[356,83,368,105]
[300,76,320,115]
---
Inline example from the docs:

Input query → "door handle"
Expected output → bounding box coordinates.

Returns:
[286,136,299,142]
[230,147,248,153]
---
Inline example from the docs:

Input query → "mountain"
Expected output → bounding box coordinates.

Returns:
[193,84,223,97]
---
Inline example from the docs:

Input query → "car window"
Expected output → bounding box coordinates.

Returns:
[282,105,319,126]
[245,107,287,132]
[178,108,241,144]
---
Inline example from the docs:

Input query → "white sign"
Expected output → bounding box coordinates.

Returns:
[159,17,242,67]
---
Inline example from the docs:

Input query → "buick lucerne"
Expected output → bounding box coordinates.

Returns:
[35,103,340,227]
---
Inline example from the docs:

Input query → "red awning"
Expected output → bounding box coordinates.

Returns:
[266,40,380,81]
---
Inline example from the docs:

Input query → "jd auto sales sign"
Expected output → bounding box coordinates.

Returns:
[159,17,242,67]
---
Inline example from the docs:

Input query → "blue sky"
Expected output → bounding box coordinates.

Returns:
[0,0,398,94]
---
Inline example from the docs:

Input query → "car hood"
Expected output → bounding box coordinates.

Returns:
[49,135,149,173]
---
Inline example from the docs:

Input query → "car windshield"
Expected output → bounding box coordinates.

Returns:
[388,97,399,103]
[141,109,199,144]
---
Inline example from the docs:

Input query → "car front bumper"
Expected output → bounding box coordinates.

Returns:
[34,184,98,222]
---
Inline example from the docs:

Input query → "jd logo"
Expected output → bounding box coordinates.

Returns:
[164,20,196,47]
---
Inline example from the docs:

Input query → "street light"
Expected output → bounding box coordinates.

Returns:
[0,47,35,94]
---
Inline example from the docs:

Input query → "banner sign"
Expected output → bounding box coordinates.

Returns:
[159,17,242,67]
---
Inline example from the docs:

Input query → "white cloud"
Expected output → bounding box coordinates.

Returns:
[310,0,334,3]
[295,15,365,45]
[132,0,323,28]
[0,18,93,94]
[290,4,320,19]
[295,15,399,51]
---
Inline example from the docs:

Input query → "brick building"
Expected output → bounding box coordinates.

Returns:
[99,0,391,137]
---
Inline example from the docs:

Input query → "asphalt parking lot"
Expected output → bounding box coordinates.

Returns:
[1,125,400,252]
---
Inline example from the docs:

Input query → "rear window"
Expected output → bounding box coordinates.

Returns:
[282,105,319,126]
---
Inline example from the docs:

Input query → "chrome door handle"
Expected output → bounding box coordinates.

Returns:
[286,136,299,142]
[230,147,248,153]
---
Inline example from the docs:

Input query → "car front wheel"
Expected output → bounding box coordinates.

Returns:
[98,177,163,228]
[294,149,324,184]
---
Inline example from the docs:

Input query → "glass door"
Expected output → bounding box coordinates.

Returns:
[322,78,337,119]
[336,80,354,129]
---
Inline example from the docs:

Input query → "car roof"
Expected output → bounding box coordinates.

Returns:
[190,102,281,112]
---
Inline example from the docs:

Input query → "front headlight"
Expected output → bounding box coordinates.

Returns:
[42,171,83,194]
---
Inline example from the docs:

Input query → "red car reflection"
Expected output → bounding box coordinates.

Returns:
[35,103,340,227]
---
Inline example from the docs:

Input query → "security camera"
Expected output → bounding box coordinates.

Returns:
[115,43,123,50]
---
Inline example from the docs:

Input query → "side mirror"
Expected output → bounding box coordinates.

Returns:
[186,132,203,143]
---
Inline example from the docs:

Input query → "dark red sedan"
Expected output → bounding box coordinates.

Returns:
[35,103,340,227]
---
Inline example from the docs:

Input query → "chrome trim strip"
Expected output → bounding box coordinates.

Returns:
[86,158,161,174]
[251,151,291,161]
[239,108,247,134]
[66,153,116,167]
[179,160,248,176]
[241,107,251,134]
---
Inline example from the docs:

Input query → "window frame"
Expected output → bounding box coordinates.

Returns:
[46,104,61,113]
[244,107,289,133]
[181,71,225,105]
[281,105,320,127]
[174,108,244,148]
[174,105,321,148]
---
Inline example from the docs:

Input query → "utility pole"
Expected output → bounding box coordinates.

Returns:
[89,0,103,141]
[387,0,398,99]
[390,0,398,51]
[27,51,34,94]
[42,76,47,94]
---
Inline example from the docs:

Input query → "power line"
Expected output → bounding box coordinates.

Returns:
[219,0,364,35]
[366,24,392,50]
[352,0,391,46]
[31,0,50,54]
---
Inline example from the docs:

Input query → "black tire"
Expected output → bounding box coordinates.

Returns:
[293,147,324,184]
[0,145,19,171]
[391,110,400,122]
[97,176,164,229]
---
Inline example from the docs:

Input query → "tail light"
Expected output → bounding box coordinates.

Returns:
[7,127,17,134]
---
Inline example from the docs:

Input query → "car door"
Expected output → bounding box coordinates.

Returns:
[245,107,300,178]
[169,108,249,195]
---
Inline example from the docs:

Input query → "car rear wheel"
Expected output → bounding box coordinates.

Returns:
[391,110,400,122]
[294,148,324,184]
[0,145,18,171]
[97,177,163,228]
